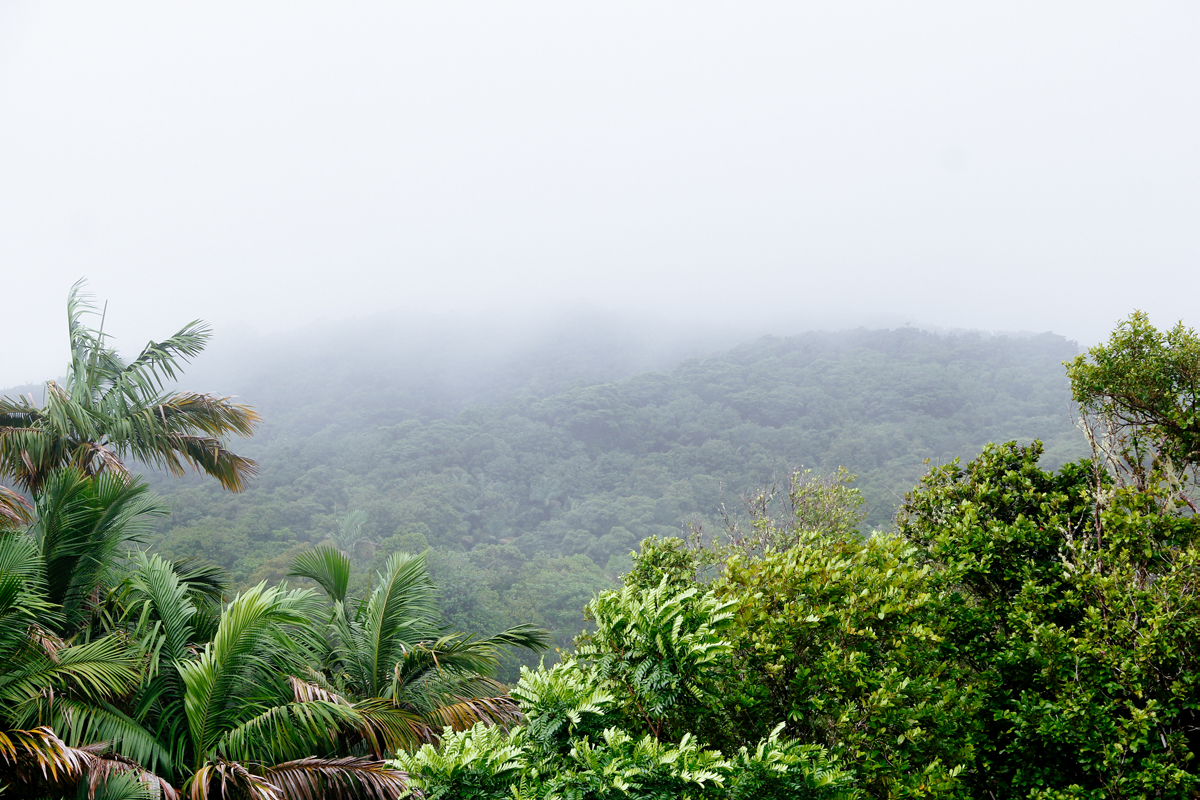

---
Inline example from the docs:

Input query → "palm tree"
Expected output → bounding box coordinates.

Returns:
[0,467,199,798]
[28,468,168,638]
[0,524,148,798]
[0,281,260,495]
[110,562,411,799]
[289,546,550,751]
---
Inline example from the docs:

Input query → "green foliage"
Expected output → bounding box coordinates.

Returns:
[714,534,977,797]
[22,302,1200,798]
[538,727,728,800]
[897,440,1200,798]
[724,725,858,800]
[0,485,150,799]
[1067,310,1200,471]
[509,659,614,752]
[621,535,706,589]
[393,722,524,799]
[396,717,856,800]
[290,547,549,755]
[0,479,529,797]
[31,467,167,636]
[177,583,325,767]
[397,573,858,800]
[288,544,351,605]
[397,662,857,800]
[576,580,735,741]
[726,467,866,553]
[80,770,160,800]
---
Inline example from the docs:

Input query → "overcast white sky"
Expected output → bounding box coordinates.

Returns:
[1,2,1198,387]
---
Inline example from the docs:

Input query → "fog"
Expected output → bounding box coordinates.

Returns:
[2,2,1198,387]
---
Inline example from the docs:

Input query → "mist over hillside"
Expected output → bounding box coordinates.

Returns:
[17,317,1083,662]
[172,307,754,437]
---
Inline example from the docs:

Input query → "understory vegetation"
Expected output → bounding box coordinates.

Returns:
[2,289,1197,798]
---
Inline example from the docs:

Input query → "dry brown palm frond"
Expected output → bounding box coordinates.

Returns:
[287,677,352,707]
[0,484,32,528]
[69,441,132,481]
[188,760,280,800]
[30,626,68,660]
[262,757,408,800]
[423,695,523,735]
[0,726,91,787]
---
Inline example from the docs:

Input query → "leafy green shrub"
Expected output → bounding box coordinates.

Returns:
[394,722,524,800]
[897,440,1200,798]
[724,723,858,800]
[576,579,736,741]
[713,532,979,798]
[510,658,614,753]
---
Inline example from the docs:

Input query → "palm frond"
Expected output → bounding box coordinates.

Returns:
[81,766,164,800]
[48,697,174,779]
[0,573,61,675]
[354,553,439,697]
[346,698,433,756]
[0,530,43,588]
[0,725,91,786]
[114,322,212,397]
[65,279,122,399]
[287,547,350,606]
[0,485,32,529]
[474,623,552,654]
[215,701,362,766]
[78,746,178,800]
[3,282,260,495]
[1,635,144,719]
[152,393,260,440]
[150,433,258,494]
[419,695,523,736]
[286,677,350,707]
[261,757,408,800]
[169,559,228,606]
[178,585,315,763]
[187,760,279,800]
[30,468,167,635]
[0,424,75,494]
[0,392,43,428]
[390,628,546,696]
[125,552,199,667]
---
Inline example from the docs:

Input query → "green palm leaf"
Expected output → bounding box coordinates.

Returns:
[42,698,173,779]
[31,468,167,635]
[0,281,260,494]
[0,635,144,721]
[178,584,315,768]
[288,546,351,606]
[350,552,439,698]
[215,701,364,765]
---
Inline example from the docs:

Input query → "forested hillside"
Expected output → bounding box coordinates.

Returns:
[138,325,1087,651]
[7,299,1200,800]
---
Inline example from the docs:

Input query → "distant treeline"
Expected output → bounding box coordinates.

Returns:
[132,326,1086,657]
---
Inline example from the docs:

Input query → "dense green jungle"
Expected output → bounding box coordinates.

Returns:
[4,289,1198,799]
